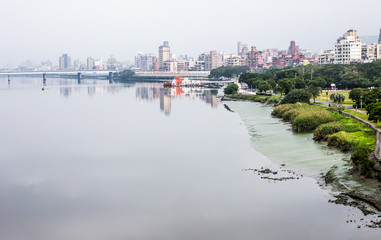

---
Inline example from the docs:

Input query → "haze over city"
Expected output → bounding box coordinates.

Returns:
[1,0,381,67]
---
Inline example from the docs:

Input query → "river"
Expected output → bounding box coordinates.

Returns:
[0,77,380,240]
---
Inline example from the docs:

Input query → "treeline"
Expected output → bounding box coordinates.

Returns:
[240,60,381,89]
[115,70,135,79]
[349,88,381,122]
[209,66,250,79]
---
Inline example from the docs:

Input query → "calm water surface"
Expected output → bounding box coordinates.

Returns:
[0,77,379,240]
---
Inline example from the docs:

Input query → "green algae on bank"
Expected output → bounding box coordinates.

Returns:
[226,101,381,208]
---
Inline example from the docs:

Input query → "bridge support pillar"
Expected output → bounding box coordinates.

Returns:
[108,72,114,83]
[8,74,10,84]
[43,73,47,84]
[77,73,82,84]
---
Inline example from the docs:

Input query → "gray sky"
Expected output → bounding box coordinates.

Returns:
[1,0,380,66]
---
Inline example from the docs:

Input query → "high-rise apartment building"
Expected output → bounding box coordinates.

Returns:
[318,50,335,64]
[334,29,362,64]
[362,43,381,61]
[87,57,94,70]
[159,41,171,71]
[226,54,246,67]
[135,53,158,71]
[205,51,223,71]
[237,42,248,55]
[246,46,264,70]
[287,41,299,56]
[59,54,71,70]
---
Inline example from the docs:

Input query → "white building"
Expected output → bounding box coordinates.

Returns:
[361,43,381,62]
[334,29,362,64]
[318,50,335,64]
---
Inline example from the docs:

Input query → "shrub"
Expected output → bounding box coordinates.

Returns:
[327,131,375,152]
[292,110,334,132]
[272,103,306,117]
[281,89,312,104]
[351,147,375,178]
[224,84,239,95]
[327,131,352,151]
[314,122,343,141]
[342,123,363,132]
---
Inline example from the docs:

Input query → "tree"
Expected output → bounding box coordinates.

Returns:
[294,78,306,89]
[273,85,283,95]
[329,93,345,104]
[366,103,381,122]
[210,66,250,79]
[278,78,295,95]
[349,88,370,107]
[258,81,272,93]
[308,77,327,88]
[224,84,239,95]
[364,88,381,106]
[308,86,322,103]
[281,89,312,104]
[118,70,135,79]
[267,79,277,89]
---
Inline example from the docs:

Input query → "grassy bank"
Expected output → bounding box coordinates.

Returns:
[226,94,281,104]
[272,103,378,179]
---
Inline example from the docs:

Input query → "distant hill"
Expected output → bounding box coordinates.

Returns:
[360,35,379,44]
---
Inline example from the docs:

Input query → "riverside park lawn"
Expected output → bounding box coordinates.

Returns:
[318,90,353,105]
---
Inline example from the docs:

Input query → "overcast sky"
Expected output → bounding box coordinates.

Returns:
[1,0,380,66]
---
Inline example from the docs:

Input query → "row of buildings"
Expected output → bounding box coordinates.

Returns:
[58,54,124,71]
[134,40,318,73]
[135,29,381,73]
[319,29,381,64]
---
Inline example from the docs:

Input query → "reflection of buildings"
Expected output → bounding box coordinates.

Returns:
[56,79,126,98]
[160,88,171,116]
[135,83,219,116]
[60,87,72,98]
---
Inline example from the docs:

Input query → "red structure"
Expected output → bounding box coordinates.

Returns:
[175,76,183,86]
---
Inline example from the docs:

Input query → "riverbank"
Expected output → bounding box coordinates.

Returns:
[224,95,381,223]
[226,101,381,223]
[272,103,379,179]
[225,93,380,176]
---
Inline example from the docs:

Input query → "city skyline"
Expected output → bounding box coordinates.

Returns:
[1,0,381,67]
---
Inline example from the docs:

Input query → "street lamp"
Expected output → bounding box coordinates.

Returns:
[360,96,363,109]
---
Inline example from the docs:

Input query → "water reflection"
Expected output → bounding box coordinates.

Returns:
[135,83,219,115]
[0,77,128,98]
[0,77,381,240]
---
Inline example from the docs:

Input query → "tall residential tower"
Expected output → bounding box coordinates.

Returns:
[59,54,71,70]
[334,29,362,64]
[159,41,170,71]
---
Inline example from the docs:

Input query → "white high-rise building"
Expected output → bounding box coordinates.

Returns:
[334,29,362,64]
[318,50,335,64]
[362,43,381,61]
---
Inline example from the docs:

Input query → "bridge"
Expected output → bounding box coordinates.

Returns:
[1,70,234,85]
[1,70,116,83]
[0,70,113,76]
